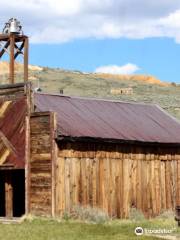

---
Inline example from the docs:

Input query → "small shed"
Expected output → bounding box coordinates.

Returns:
[0,82,179,218]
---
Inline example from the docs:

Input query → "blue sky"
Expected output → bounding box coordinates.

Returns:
[30,37,180,83]
[1,0,180,82]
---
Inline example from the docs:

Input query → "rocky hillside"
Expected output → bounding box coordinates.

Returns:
[0,61,43,75]
[94,73,169,86]
[0,62,180,120]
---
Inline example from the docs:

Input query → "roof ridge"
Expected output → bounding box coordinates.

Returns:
[35,92,157,107]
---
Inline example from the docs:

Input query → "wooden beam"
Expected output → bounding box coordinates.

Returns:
[9,34,15,84]
[0,165,14,170]
[50,112,57,217]
[5,171,13,218]
[0,40,10,58]
[25,116,30,215]
[0,131,18,157]
[14,41,24,59]
[24,37,28,82]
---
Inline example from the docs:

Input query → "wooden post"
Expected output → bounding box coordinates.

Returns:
[50,112,57,217]
[24,37,28,82]
[177,160,180,206]
[25,116,30,214]
[9,34,15,84]
[5,171,13,218]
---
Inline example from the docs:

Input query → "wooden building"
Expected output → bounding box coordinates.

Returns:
[0,82,180,219]
[111,87,133,95]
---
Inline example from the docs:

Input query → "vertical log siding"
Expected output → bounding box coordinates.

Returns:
[56,142,180,218]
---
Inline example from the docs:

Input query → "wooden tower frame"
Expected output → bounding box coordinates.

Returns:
[0,34,28,84]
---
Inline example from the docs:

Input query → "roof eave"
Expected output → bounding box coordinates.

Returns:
[56,135,180,147]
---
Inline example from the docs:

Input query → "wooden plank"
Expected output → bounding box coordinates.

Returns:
[131,159,137,209]
[115,175,120,218]
[65,158,70,212]
[50,112,57,217]
[119,158,123,218]
[31,153,51,161]
[5,171,13,218]
[177,160,180,206]
[111,158,117,217]
[171,160,176,209]
[165,160,172,209]
[0,130,18,157]
[88,158,93,207]
[75,158,80,206]
[96,158,100,206]
[85,158,90,206]
[99,158,104,209]
[56,157,65,216]
[25,81,32,115]
[150,160,156,216]
[24,37,28,82]
[92,158,97,207]
[115,158,121,218]
[9,34,15,84]
[0,40,10,58]
[141,160,148,215]
[154,159,161,215]
[136,156,142,211]
[108,157,113,216]
[146,160,152,217]
[123,158,130,218]
[103,158,109,215]
[160,160,166,211]
[25,116,30,214]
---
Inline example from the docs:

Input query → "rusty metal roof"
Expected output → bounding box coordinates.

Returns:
[0,97,26,168]
[35,93,180,144]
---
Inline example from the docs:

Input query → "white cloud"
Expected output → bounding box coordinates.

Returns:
[158,10,180,43]
[1,0,180,43]
[95,63,140,75]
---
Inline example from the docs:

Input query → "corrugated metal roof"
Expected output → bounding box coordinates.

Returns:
[0,97,26,168]
[35,93,180,144]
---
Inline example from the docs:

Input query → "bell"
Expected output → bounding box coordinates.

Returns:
[2,18,23,35]
[9,18,19,34]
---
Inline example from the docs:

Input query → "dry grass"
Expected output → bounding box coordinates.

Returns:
[0,216,178,240]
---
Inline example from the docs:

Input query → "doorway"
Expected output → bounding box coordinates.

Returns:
[0,169,25,218]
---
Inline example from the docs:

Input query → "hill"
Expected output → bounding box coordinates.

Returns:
[0,62,180,120]
[0,61,43,75]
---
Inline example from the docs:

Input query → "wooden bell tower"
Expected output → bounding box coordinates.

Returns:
[0,18,28,84]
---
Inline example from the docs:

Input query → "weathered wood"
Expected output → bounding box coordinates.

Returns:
[50,112,57,217]
[25,116,30,214]
[24,37,28,82]
[29,113,55,216]
[9,34,15,84]
[5,171,13,218]
[165,160,172,210]
[160,161,166,210]
[55,142,180,218]
[177,160,180,206]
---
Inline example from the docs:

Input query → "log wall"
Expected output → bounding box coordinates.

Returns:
[28,112,56,216]
[56,142,180,218]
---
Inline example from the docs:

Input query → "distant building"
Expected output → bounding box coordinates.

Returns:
[59,89,63,94]
[111,87,133,95]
